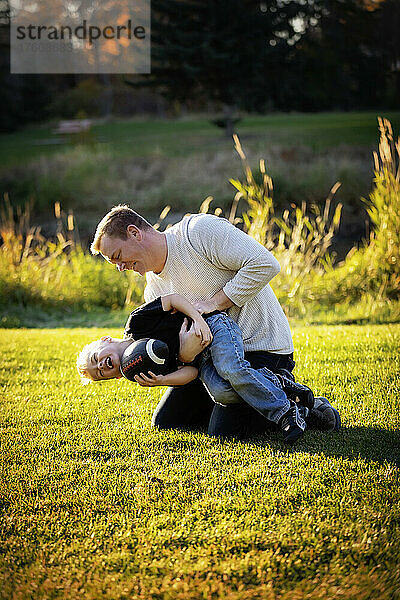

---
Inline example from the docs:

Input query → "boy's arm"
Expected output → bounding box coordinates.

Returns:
[161,294,212,346]
[134,366,198,387]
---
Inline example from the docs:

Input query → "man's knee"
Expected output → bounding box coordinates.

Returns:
[207,402,272,438]
[151,399,178,429]
[151,379,213,430]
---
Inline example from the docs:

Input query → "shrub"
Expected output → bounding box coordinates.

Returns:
[203,135,343,315]
[47,79,104,118]
[314,117,400,313]
[198,121,399,320]
[0,118,398,324]
[0,197,144,311]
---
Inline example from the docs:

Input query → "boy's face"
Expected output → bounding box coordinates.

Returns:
[86,336,123,381]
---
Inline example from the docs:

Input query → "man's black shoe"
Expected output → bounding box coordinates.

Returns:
[280,404,306,445]
[277,371,315,409]
[307,397,341,431]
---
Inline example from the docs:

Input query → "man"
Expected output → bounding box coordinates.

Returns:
[91,205,340,438]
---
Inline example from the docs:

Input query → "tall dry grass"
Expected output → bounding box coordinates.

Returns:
[0,140,370,218]
[0,118,398,323]
[0,197,143,311]
[314,117,400,317]
[229,135,342,311]
[193,120,399,319]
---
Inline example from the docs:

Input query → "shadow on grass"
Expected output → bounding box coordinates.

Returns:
[237,425,400,467]
[152,424,400,467]
[298,426,400,466]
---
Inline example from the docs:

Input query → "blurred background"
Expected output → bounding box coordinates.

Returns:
[0,0,399,327]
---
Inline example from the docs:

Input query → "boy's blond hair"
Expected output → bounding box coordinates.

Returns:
[76,340,101,384]
[91,204,152,255]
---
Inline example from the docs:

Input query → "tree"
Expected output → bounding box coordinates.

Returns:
[290,0,397,111]
[127,0,305,135]
[375,0,400,106]
[0,0,53,132]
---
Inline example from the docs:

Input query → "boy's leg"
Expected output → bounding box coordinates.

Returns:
[206,314,293,426]
[199,353,276,438]
[246,351,340,430]
[151,379,214,430]
[258,366,314,409]
[199,353,243,405]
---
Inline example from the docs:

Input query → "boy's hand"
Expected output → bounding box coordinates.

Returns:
[193,318,213,347]
[134,371,165,387]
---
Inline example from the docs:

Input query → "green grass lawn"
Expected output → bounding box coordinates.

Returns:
[1,324,399,599]
[2,111,400,167]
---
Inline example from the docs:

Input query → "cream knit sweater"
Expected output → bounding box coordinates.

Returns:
[144,214,294,354]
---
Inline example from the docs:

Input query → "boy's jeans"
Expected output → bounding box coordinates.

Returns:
[199,313,290,424]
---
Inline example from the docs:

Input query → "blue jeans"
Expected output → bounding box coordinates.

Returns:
[199,313,290,424]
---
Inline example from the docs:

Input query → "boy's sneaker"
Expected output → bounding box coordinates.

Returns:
[280,404,306,445]
[276,368,296,382]
[277,370,315,409]
[307,397,341,431]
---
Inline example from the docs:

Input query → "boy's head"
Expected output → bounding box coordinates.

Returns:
[76,335,125,384]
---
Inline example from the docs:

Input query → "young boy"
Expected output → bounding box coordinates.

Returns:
[77,293,315,444]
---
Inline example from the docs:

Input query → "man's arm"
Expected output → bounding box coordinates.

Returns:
[193,289,234,315]
[188,215,281,309]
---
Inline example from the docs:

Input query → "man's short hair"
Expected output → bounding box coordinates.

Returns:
[91,205,152,255]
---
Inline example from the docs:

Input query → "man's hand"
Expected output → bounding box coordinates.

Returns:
[178,318,208,363]
[134,371,165,387]
[192,299,217,315]
[193,290,234,315]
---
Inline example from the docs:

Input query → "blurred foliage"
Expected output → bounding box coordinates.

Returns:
[0,197,144,311]
[197,119,400,320]
[47,79,104,119]
[2,112,384,236]
[0,119,398,324]
[1,1,399,132]
[130,0,400,121]
[314,118,400,311]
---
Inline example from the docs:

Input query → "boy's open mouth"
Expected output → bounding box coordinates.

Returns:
[106,357,113,368]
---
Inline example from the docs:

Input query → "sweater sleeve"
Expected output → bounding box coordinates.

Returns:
[187,214,281,307]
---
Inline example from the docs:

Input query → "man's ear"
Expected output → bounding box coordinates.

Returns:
[100,335,112,342]
[127,224,142,241]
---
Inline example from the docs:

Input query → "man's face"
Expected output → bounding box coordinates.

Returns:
[86,337,122,381]
[99,227,148,275]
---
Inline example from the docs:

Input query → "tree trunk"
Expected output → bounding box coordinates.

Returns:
[223,104,235,139]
